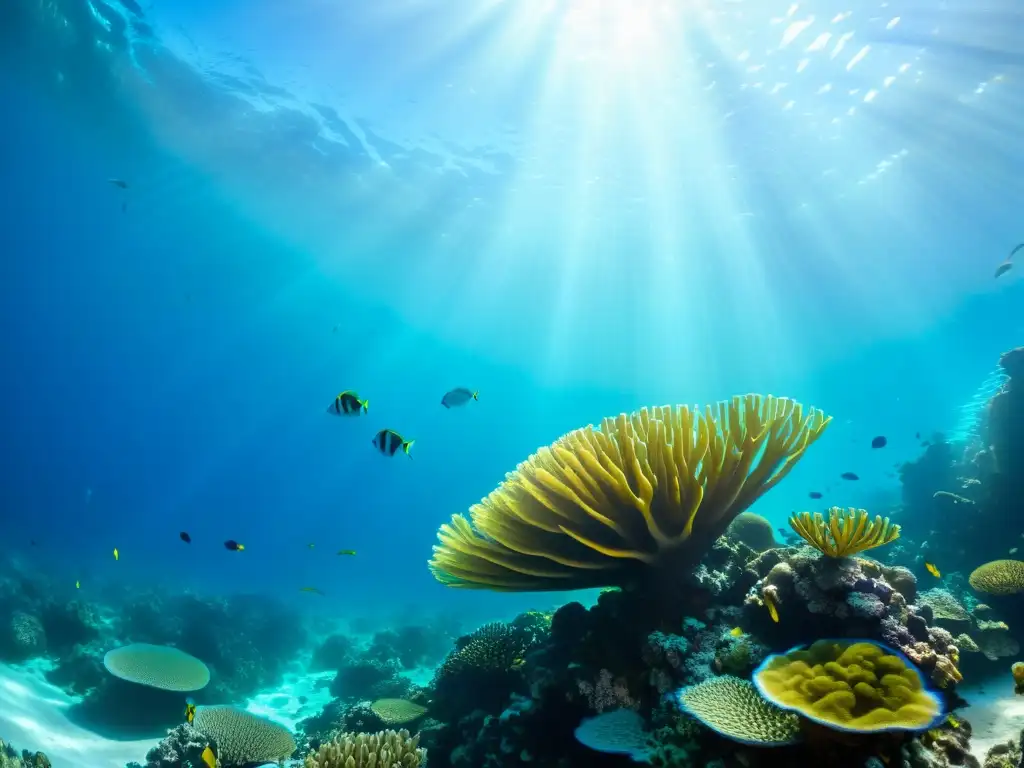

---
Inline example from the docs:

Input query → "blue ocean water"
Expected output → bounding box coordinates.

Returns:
[2,0,1024,763]
[2,0,1022,619]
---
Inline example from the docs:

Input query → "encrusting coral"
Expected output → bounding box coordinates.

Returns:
[969,560,1024,596]
[788,508,901,558]
[303,729,424,768]
[429,395,830,591]
[752,639,944,733]
[674,675,801,745]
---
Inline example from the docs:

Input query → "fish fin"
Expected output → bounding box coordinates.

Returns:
[473,391,479,400]
[361,399,369,412]
[403,439,415,456]
[441,399,449,408]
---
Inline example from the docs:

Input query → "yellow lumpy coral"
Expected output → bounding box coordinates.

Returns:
[788,508,900,558]
[752,639,943,733]
[429,395,830,591]
[969,560,1024,595]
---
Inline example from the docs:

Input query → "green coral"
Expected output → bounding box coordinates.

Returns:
[193,706,295,766]
[303,729,424,768]
[727,512,777,552]
[969,560,1024,596]
[369,699,428,726]
[675,676,801,745]
[103,643,210,692]
[752,639,943,733]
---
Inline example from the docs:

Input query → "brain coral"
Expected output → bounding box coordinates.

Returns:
[193,706,296,766]
[752,639,943,733]
[103,643,210,692]
[430,395,830,591]
[303,729,424,768]
[675,676,800,745]
[727,512,777,552]
[969,560,1024,595]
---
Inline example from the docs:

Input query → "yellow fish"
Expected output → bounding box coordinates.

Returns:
[763,591,780,623]
[75,580,80,589]
[925,562,941,578]
[113,548,119,561]
[184,697,196,724]
[200,745,216,768]
[308,543,315,549]
[729,627,744,637]
[337,549,357,556]
[947,714,960,729]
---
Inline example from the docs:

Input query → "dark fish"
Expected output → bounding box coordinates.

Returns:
[179,532,191,544]
[337,549,357,556]
[108,178,128,189]
[1011,243,1024,259]
[996,260,1013,278]
[441,388,479,408]
[224,540,245,551]
[871,436,887,449]
[326,390,368,416]
[840,472,860,481]
[300,586,325,596]
[809,491,823,499]
[372,429,414,457]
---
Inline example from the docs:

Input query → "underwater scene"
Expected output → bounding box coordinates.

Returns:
[3,0,1024,767]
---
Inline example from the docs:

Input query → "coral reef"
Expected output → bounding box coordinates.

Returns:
[674,675,800,744]
[0,738,51,768]
[133,723,214,768]
[726,512,777,552]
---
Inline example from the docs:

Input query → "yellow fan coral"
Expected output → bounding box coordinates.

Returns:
[788,508,900,558]
[969,560,1024,596]
[429,395,830,591]
[752,639,944,733]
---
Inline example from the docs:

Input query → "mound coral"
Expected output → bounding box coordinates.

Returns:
[303,729,424,768]
[103,644,210,692]
[436,622,531,680]
[752,639,944,733]
[788,508,900,558]
[370,699,428,726]
[969,560,1024,595]
[674,675,800,745]
[429,395,830,590]
[192,706,295,766]
[727,512,777,552]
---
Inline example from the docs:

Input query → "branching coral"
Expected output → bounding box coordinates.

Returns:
[788,508,900,558]
[430,395,830,590]
[303,729,424,768]
[752,639,944,733]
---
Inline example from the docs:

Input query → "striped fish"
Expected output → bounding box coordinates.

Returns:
[372,429,414,457]
[327,391,368,416]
